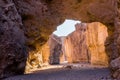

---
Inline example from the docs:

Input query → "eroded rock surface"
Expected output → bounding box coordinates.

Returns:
[0,0,119,79]
[111,57,120,79]
[48,34,62,64]
[64,22,109,66]
[0,0,27,78]
[111,0,120,79]
[25,42,50,73]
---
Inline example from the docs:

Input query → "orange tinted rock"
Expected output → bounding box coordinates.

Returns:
[41,43,50,64]
[86,22,108,66]
[64,22,108,66]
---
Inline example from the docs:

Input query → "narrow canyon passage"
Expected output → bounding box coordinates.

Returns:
[1,20,117,80]
[0,0,120,79]
[22,21,111,80]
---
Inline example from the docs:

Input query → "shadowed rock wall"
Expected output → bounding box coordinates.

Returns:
[0,0,27,78]
[48,34,62,64]
[110,0,120,79]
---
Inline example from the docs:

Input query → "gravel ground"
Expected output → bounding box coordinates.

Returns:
[4,67,113,80]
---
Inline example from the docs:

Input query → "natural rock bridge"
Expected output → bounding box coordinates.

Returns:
[0,0,120,80]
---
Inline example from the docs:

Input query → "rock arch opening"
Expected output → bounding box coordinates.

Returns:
[49,19,81,64]
[1,0,119,79]
[25,19,110,74]
[48,20,109,67]
[25,19,82,72]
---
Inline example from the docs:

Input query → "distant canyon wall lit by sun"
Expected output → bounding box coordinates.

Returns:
[64,22,108,66]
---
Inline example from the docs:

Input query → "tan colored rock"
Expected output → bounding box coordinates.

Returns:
[25,42,50,72]
[64,22,109,66]
[26,51,43,72]
[64,23,89,63]
[48,34,62,64]
[86,22,109,66]
[41,43,50,64]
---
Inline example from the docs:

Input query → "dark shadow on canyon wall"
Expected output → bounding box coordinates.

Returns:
[0,0,28,79]
[105,23,115,65]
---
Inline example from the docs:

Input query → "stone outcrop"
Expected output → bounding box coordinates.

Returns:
[64,22,109,66]
[41,43,50,64]
[64,23,89,63]
[25,51,43,72]
[110,0,120,79]
[0,0,27,78]
[25,42,50,73]
[0,0,119,79]
[13,0,62,48]
[48,34,62,64]
[110,57,120,79]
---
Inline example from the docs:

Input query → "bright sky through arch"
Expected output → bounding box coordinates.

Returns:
[53,19,81,36]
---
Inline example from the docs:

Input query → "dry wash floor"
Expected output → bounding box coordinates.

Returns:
[4,63,113,80]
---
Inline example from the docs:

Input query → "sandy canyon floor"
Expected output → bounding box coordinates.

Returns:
[4,63,114,80]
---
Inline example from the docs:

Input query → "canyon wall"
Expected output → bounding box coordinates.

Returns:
[0,0,119,79]
[110,0,120,79]
[64,22,109,66]
[13,0,116,55]
[0,0,27,78]
[14,0,116,71]
[86,22,108,66]
[48,34,62,64]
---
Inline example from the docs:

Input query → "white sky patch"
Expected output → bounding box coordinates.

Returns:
[53,19,81,36]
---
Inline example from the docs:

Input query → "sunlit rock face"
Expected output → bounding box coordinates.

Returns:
[41,43,50,64]
[25,42,50,73]
[86,22,108,66]
[0,0,27,78]
[25,51,43,72]
[64,22,109,66]
[64,24,89,63]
